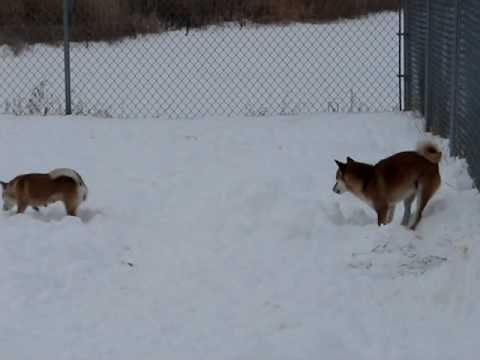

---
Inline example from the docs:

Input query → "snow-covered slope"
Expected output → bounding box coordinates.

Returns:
[0,12,398,118]
[0,112,478,359]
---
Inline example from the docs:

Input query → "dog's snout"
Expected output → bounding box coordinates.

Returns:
[332,184,339,194]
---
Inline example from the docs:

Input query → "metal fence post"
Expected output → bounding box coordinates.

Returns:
[423,0,431,129]
[449,0,461,156]
[63,0,72,115]
[398,0,404,111]
[402,0,410,111]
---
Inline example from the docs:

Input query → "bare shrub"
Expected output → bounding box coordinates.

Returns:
[0,0,400,47]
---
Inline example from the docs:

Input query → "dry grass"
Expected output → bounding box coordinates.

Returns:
[0,0,399,47]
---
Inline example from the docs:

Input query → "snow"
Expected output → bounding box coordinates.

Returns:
[0,12,399,118]
[0,111,479,360]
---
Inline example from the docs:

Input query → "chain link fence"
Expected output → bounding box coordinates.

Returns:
[1,1,400,119]
[404,0,480,188]
[0,2,65,115]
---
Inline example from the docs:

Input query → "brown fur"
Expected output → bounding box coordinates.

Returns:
[333,142,442,230]
[1,172,85,216]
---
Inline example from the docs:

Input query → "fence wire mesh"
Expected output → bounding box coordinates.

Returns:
[405,0,480,188]
[1,2,400,119]
[0,2,65,115]
[403,0,427,113]
[425,0,457,138]
[70,3,400,118]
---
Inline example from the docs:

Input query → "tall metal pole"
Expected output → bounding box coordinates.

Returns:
[398,0,404,111]
[423,0,431,129]
[63,0,72,115]
[449,0,461,156]
[401,0,410,111]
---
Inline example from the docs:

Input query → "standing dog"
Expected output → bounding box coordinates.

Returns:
[1,168,88,216]
[332,142,441,230]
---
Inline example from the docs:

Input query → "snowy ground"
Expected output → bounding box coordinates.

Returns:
[0,111,479,359]
[0,12,398,118]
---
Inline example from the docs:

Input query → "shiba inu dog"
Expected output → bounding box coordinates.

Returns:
[1,168,88,216]
[332,141,441,230]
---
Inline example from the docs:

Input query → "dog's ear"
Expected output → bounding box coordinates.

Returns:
[346,156,354,164]
[335,160,346,172]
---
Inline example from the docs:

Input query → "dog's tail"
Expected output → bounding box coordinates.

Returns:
[49,168,88,202]
[416,141,442,163]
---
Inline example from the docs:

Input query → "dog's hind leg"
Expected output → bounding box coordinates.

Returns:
[401,194,416,226]
[64,197,78,216]
[410,178,440,230]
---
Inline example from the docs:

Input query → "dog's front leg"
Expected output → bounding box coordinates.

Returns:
[376,205,389,226]
[387,205,396,224]
[17,202,27,214]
